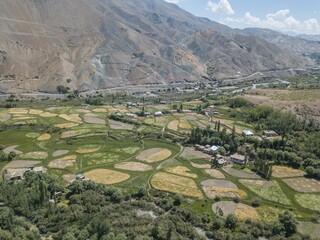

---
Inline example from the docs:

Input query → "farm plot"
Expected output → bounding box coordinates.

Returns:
[212,201,259,220]
[0,111,11,122]
[109,120,134,130]
[180,115,198,121]
[272,166,305,178]
[63,174,76,183]
[178,120,192,129]
[167,120,179,131]
[37,133,51,141]
[297,222,320,240]
[222,166,261,179]
[295,193,320,210]
[85,169,130,185]
[3,145,23,155]
[240,179,291,205]
[201,179,247,199]
[136,148,172,163]
[114,162,152,172]
[114,147,140,155]
[83,115,106,125]
[180,147,211,160]
[8,108,29,114]
[204,169,225,179]
[54,123,79,129]
[191,162,211,169]
[39,112,58,118]
[75,145,101,154]
[61,129,91,139]
[26,132,40,138]
[151,172,203,198]
[59,114,82,123]
[48,155,77,169]
[52,150,69,157]
[83,153,123,166]
[165,166,197,178]
[20,151,48,160]
[74,109,91,113]
[2,160,41,169]
[283,178,320,193]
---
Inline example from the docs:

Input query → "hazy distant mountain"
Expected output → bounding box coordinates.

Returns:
[297,34,320,42]
[242,28,320,55]
[0,0,314,93]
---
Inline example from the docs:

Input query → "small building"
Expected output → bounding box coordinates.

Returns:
[262,130,278,138]
[210,145,220,152]
[76,174,85,180]
[154,111,163,117]
[144,112,151,117]
[211,154,228,167]
[230,153,246,165]
[242,130,254,137]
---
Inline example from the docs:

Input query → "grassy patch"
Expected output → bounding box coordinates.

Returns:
[295,193,320,210]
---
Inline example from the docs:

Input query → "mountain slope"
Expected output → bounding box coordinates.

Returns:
[0,0,313,93]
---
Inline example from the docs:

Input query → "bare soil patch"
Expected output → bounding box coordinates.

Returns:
[109,120,134,130]
[85,169,130,184]
[29,109,44,115]
[167,120,179,131]
[3,145,23,155]
[180,147,211,160]
[222,166,261,179]
[272,166,305,178]
[63,174,76,183]
[201,179,247,199]
[48,155,77,169]
[8,108,29,114]
[39,112,58,118]
[114,162,152,172]
[136,148,172,163]
[83,116,106,125]
[52,150,69,157]
[181,115,197,121]
[204,169,225,179]
[3,160,40,169]
[212,201,259,220]
[283,178,320,193]
[165,166,197,178]
[151,172,203,198]
[37,133,51,141]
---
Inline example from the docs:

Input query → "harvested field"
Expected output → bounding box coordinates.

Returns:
[3,160,40,169]
[39,112,57,117]
[61,129,91,139]
[114,147,140,155]
[114,162,152,172]
[212,201,259,220]
[191,162,211,169]
[181,115,197,121]
[151,172,203,198]
[92,108,108,113]
[12,115,36,120]
[283,178,320,193]
[52,150,69,157]
[48,155,77,169]
[165,166,197,178]
[180,147,211,160]
[84,153,122,166]
[240,180,290,205]
[85,169,130,185]
[136,148,172,163]
[295,194,320,210]
[179,120,192,129]
[54,123,79,128]
[272,166,305,178]
[29,109,43,115]
[194,121,207,128]
[0,111,11,122]
[8,108,29,114]
[59,114,82,123]
[37,133,51,141]
[204,169,225,179]
[76,145,101,154]
[297,222,320,240]
[75,109,91,113]
[109,120,134,130]
[222,166,261,179]
[20,151,48,160]
[257,205,286,222]
[63,174,76,183]
[83,116,106,125]
[26,132,40,138]
[3,145,23,155]
[201,179,247,199]
[167,120,179,131]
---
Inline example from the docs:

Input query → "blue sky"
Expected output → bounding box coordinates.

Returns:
[165,0,320,34]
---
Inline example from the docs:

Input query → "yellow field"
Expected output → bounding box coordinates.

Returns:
[165,166,197,179]
[39,112,58,117]
[85,169,130,184]
[137,148,172,163]
[191,162,211,169]
[76,145,101,154]
[37,133,51,141]
[167,120,179,131]
[8,108,29,114]
[204,169,225,179]
[59,114,82,123]
[151,172,203,198]
[235,204,260,221]
[29,109,44,115]
[54,123,79,128]
[272,166,306,178]
[49,155,77,169]
[203,186,247,199]
[178,120,192,129]
[114,162,152,172]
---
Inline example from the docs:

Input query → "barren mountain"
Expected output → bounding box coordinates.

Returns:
[0,0,314,93]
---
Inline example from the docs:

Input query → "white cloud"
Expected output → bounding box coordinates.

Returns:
[207,0,235,15]
[223,9,320,34]
[165,0,182,4]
